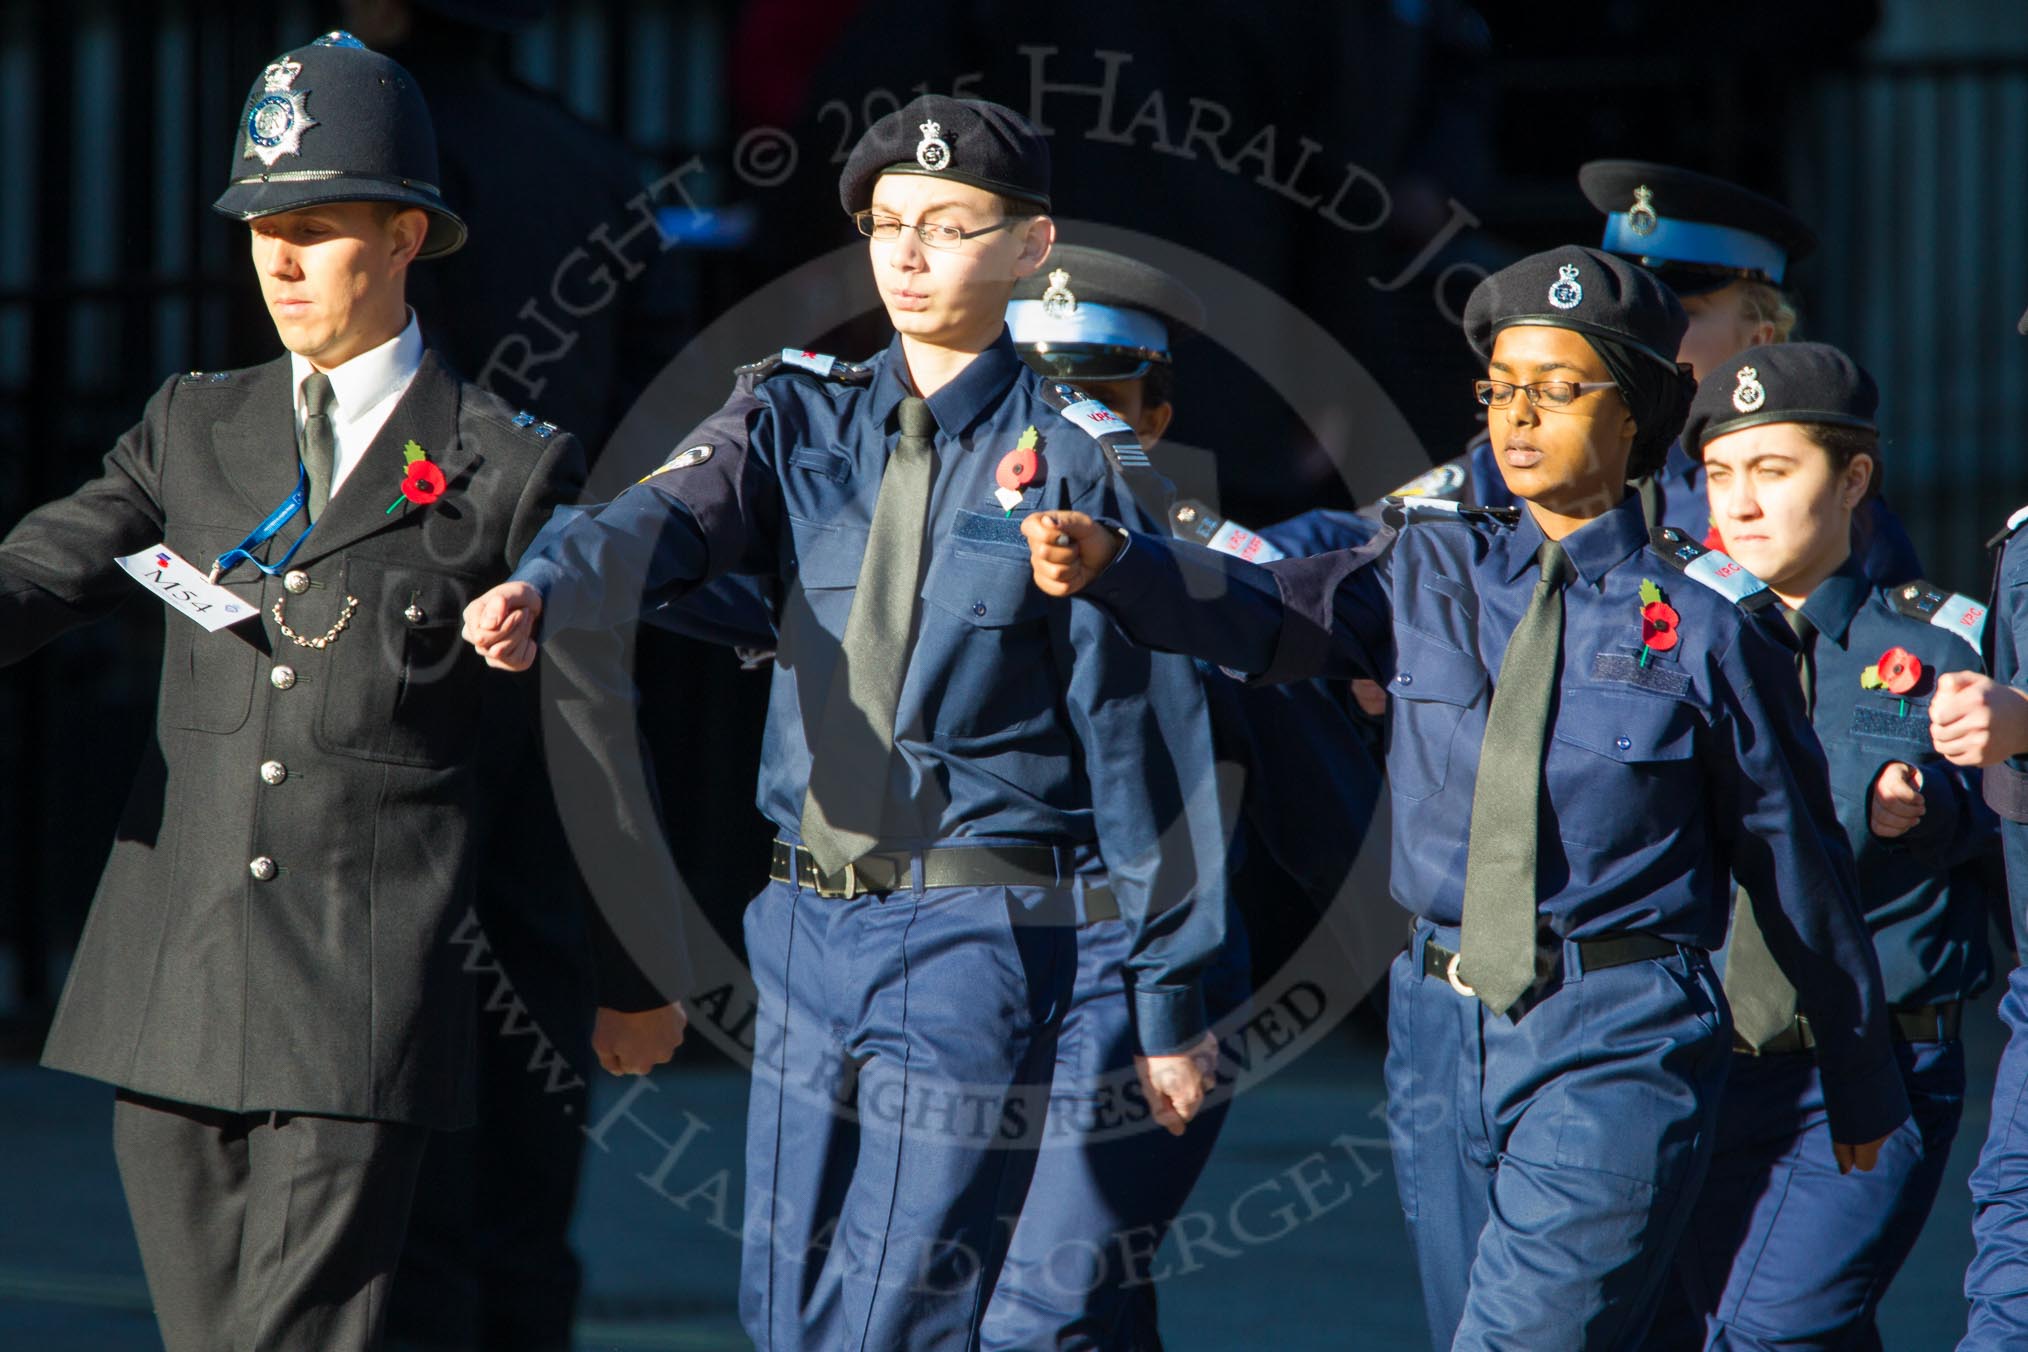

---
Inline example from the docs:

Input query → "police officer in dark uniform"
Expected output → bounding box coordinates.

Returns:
[0,35,682,1351]
[974,245,1385,1348]
[463,97,1229,1352]
[1025,246,1910,1349]
[1393,162,1924,587]
[336,7,703,1349]
[1650,343,1997,1347]
[1932,303,2028,1350]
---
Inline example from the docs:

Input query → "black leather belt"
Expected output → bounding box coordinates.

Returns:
[769,840,1120,921]
[1421,932,1680,996]
[1734,1001,1964,1056]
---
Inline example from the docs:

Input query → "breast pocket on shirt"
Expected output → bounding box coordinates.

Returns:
[1549,689,1701,846]
[917,537,1055,741]
[314,558,484,768]
[158,523,263,736]
[1848,699,1937,755]
[1385,625,1487,802]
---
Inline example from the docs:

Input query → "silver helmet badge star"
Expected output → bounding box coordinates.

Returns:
[243,55,317,168]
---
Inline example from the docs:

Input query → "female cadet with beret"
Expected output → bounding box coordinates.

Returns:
[1647,343,1996,1348]
[1389,163,1924,589]
[1020,245,1910,1350]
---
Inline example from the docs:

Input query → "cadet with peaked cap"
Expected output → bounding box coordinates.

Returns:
[1391,161,1925,588]
[971,244,1385,1346]
[0,33,683,1351]
[1645,343,1997,1347]
[1933,302,2028,1350]
[463,97,1230,1351]
[1025,245,1910,1348]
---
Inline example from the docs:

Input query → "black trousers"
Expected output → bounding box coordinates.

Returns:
[112,1088,430,1352]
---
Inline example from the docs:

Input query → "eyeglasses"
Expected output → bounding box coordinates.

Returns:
[1474,379,1619,409]
[853,211,1027,250]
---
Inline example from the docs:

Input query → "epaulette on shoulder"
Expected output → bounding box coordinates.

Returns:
[506,409,563,440]
[1986,504,2028,553]
[178,369,240,386]
[1037,379,1154,477]
[1888,578,1988,655]
[1382,496,1519,529]
[1649,525,1778,612]
[1383,459,1468,501]
[736,348,874,386]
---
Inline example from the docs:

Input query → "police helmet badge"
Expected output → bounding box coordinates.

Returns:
[1732,365,1767,413]
[915,119,951,172]
[1628,185,1659,238]
[1548,262,1584,310]
[1042,268,1077,319]
[243,55,318,169]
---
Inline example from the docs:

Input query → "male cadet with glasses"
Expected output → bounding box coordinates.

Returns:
[0,35,682,1350]
[1392,161,1923,586]
[976,246,1384,1347]
[460,97,1229,1351]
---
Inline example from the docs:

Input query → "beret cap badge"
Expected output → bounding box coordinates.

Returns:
[1732,364,1767,413]
[915,119,951,172]
[1548,263,1584,311]
[244,56,317,168]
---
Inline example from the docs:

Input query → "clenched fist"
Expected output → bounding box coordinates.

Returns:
[1021,512,1121,597]
[462,581,543,671]
[593,1003,687,1076]
[1929,670,2028,767]
[1869,761,1925,838]
[1136,1031,1222,1137]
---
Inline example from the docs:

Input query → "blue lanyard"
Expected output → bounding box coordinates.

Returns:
[209,463,315,582]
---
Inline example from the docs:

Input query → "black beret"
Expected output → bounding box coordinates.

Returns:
[1463,245,1687,370]
[1681,342,1877,461]
[838,95,1051,216]
[212,32,465,258]
[1007,245,1204,381]
[1579,159,1815,296]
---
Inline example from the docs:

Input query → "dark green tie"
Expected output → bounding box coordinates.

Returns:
[1725,605,1817,1049]
[1460,539,1571,1014]
[301,371,337,520]
[799,395,938,876]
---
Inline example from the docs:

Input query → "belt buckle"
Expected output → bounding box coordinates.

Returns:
[1445,951,1476,999]
[813,860,858,900]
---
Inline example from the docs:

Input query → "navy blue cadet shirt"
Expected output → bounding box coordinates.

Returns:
[1075,492,1912,1142]
[1985,522,2028,943]
[1395,438,1928,587]
[512,330,1227,1055]
[1795,563,1998,1008]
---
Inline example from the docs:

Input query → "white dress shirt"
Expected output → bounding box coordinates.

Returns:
[289,311,425,500]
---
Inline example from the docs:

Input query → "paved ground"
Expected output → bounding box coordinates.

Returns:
[0,998,1995,1349]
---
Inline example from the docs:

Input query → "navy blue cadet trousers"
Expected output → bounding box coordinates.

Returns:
[738,874,1078,1351]
[1650,1036,1963,1350]
[1388,923,1732,1351]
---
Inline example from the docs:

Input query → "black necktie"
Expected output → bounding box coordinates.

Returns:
[1460,539,1572,1014]
[1725,605,1817,1049]
[300,371,337,520]
[799,396,938,875]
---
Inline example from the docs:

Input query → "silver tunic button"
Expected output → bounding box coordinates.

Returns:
[249,856,277,882]
[403,603,425,625]
[270,665,297,690]
[260,760,287,785]
[284,570,310,595]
